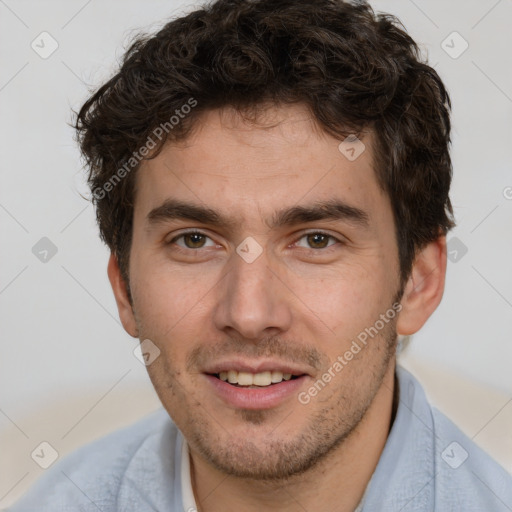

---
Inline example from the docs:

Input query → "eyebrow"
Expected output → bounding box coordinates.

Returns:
[146,198,370,230]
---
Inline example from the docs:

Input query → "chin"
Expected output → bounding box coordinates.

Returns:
[185,411,357,481]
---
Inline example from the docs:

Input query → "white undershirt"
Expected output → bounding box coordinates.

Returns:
[180,438,197,512]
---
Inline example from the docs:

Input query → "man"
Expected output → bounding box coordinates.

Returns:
[10,0,512,510]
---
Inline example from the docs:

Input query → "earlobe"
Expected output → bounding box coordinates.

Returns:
[107,254,139,338]
[396,236,447,336]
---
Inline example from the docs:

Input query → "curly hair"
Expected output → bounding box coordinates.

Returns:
[75,0,455,287]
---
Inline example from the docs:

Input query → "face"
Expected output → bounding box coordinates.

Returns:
[121,105,405,479]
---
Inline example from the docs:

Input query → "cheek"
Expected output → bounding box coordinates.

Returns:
[129,250,220,334]
[286,260,391,334]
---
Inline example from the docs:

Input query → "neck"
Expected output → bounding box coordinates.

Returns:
[189,362,397,512]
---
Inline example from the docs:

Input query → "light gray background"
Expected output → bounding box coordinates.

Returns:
[1,0,511,507]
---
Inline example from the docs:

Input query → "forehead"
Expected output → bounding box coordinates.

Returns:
[134,104,389,230]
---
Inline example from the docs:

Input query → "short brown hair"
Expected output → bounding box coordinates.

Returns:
[75,0,455,287]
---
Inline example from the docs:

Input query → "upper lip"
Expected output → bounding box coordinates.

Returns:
[203,359,312,377]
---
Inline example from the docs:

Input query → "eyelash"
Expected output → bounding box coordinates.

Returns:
[167,229,343,252]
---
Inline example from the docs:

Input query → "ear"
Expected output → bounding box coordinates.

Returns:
[396,236,447,336]
[107,253,139,338]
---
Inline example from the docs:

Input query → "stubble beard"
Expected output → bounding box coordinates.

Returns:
[173,322,398,482]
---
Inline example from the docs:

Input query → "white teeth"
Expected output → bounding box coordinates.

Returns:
[237,372,253,386]
[216,370,296,386]
[271,371,283,383]
[252,371,272,386]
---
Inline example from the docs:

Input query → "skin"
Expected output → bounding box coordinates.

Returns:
[108,104,447,512]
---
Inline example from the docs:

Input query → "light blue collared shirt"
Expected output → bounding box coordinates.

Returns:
[8,367,512,511]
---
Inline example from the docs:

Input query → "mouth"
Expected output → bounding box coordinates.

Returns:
[203,364,310,409]
[209,370,303,388]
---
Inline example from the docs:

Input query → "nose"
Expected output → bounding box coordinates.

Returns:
[212,247,293,341]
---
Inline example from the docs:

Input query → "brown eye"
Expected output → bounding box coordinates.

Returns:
[295,232,338,250]
[170,232,215,249]
[306,233,331,249]
[183,233,206,248]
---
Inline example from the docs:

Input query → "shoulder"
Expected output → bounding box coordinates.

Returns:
[431,407,512,511]
[387,367,512,511]
[8,408,178,512]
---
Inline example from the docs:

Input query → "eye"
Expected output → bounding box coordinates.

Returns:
[294,231,340,250]
[169,231,217,249]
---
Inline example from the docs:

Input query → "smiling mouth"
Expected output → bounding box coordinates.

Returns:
[210,370,303,388]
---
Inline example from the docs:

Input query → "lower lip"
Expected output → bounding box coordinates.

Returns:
[204,374,308,410]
